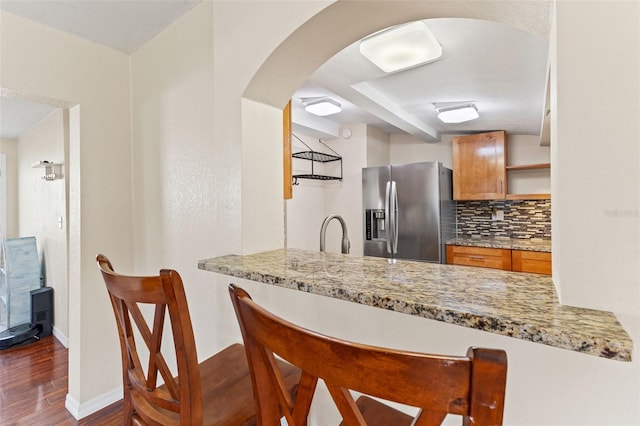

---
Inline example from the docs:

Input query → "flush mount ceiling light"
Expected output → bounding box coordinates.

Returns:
[302,97,342,116]
[436,103,479,124]
[359,21,442,73]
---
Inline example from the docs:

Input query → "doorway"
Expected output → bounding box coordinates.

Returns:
[0,92,72,346]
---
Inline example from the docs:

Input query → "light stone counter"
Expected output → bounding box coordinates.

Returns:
[198,249,632,361]
[447,235,552,252]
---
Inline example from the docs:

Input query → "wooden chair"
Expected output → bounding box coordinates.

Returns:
[229,284,508,426]
[96,254,300,425]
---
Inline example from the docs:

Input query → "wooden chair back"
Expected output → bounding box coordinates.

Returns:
[97,254,203,425]
[229,284,508,426]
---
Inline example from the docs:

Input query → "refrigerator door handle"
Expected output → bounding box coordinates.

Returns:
[384,181,392,254]
[391,181,399,254]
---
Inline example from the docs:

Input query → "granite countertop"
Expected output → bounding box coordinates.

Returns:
[447,235,552,252]
[198,249,632,362]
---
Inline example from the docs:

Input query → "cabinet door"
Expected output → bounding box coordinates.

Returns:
[453,131,506,200]
[512,250,551,275]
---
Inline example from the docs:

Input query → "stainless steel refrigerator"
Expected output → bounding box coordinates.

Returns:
[363,161,455,263]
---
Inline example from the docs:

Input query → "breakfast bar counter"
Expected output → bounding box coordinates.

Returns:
[198,248,632,361]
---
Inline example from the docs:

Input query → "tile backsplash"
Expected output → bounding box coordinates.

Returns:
[456,200,551,240]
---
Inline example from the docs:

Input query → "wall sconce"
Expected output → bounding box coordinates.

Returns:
[31,161,62,181]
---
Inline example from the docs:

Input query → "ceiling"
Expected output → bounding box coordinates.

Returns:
[0,1,549,144]
[0,0,200,55]
[293,18,549,142]
[0,97,57,140]
[0,0,200,139]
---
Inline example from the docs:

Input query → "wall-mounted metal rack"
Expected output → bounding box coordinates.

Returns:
[291,134,342,185]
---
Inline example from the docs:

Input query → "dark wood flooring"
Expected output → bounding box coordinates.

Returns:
[0,336,124,425]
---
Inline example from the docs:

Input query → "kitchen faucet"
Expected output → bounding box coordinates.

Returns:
[319,214,350,254]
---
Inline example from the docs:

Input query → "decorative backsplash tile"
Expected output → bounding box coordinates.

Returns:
[456,200,551,240]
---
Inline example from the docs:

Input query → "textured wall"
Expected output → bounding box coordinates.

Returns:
[0,139,18,237]
[17,109,68,339]
[456,199,551,240]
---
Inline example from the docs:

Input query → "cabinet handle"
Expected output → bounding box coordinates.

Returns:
[469,255,485,260]
[499,180,503,193]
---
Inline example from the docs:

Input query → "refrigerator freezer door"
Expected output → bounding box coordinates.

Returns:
[391,162,441,262]
[363,166,391,258]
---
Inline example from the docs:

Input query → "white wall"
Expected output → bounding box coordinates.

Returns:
[323,124,367,256]
[286,132,327,251]
[552,1,639,317]
[17,109,68,340]
[0,153,5,236]
[1,9,132,416]
[0,153,8,238]
[129,1,243,361]
[365,125,390,167]
[215,0,329,258]
[0,138,18,237]
[390,133,453,167]
[507,134,550,165]
[129,4,219,263]
[242,99,285,254]
[286,177,325,251]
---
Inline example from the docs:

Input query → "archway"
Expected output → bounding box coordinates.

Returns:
[238,1,552,255]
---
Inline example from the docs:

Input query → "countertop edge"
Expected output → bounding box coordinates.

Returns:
[447,237,552,252]
[198,254,632,362]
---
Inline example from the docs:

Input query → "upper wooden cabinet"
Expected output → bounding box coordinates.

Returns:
[452,131,507,200]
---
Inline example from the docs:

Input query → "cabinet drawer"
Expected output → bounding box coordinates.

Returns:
[446,246,512,271]
[512,250,552,275]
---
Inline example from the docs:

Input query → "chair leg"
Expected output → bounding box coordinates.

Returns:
[123,387,135,425]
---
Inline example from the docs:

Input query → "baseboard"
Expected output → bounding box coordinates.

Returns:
[52,326,68,348]
[65,386,123,420]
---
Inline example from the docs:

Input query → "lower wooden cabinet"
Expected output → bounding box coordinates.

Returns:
[446,245,551,275]
[511,250,552,275]
[445,245,512,271]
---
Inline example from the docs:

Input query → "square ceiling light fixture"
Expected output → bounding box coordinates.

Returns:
[437,103,479,123]
[359,21,442,73]
[303,97,342,116]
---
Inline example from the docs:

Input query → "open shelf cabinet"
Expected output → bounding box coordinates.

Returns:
[506,162,550,200]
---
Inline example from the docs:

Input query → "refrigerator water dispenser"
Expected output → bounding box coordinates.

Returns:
[365,209,385,240]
